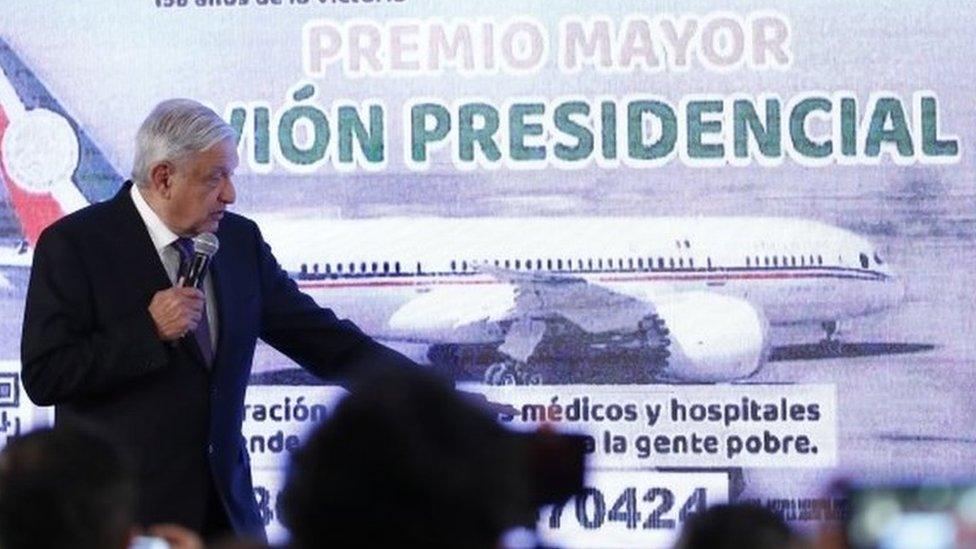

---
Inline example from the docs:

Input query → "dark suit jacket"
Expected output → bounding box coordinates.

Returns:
[21,182,407,537]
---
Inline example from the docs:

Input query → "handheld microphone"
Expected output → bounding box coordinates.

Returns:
[180,232,219,289]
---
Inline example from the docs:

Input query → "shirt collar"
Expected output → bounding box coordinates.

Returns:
[130,183,180,253]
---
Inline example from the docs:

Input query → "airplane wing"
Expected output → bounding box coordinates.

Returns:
[383,263,662,363]
[473,263,660,336]
[386,264,769,382]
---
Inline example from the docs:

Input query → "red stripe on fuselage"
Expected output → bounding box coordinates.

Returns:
[293,269,884,290]
[0,105,67,246]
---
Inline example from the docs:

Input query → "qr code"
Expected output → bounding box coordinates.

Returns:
[0,374,19,407]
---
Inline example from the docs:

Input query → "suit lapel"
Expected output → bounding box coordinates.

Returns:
[110,182,208,368]
[209,246,227,370]
[109,182,172,296]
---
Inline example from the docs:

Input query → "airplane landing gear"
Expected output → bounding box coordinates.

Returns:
[484,360,542,385]
[819,320,843,355]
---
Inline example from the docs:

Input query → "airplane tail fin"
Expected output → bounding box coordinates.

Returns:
[0,36,122,246]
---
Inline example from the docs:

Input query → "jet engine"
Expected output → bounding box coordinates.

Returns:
[651,292,770,382]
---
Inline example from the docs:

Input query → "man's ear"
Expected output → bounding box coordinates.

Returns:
[148,162,174,199]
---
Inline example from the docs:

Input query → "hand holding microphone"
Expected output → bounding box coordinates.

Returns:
[149,233,219,342]
[149,288,204,341]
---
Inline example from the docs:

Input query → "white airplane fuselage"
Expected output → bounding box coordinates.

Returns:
[256,215,904,345]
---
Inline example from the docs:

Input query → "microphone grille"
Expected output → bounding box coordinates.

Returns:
[193,232,219,256]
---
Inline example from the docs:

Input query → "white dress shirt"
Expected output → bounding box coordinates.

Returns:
[130,184,218,348]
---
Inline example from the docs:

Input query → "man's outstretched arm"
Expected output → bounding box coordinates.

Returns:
[252,222,418,387]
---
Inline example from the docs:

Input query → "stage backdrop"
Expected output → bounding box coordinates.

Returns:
[1,1,974,546]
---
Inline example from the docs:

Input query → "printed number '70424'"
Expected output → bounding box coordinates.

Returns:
[548,487,707,530]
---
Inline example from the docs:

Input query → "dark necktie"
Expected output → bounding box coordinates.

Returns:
[173,237,214,367]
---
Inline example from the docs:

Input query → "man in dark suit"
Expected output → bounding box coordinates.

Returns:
[20,99,413,540]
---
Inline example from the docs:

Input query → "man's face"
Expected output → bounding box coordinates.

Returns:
[162,138,238,236]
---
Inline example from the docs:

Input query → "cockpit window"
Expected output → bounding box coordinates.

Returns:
[874,252,885,265]
[859,253,869,269]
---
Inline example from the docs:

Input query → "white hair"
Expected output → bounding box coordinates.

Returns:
[131,99,237,186]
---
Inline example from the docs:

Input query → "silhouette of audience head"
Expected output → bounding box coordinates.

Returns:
[673,503,803,549]
[0,423,137,549]
[280,370,583,549]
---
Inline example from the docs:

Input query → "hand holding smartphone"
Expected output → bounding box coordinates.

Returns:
[844,483,976,549]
